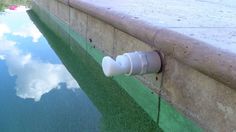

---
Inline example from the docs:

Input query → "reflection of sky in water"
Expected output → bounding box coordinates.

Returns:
[0,6,41,42]
[0,7,79,102]
[0,6,160,132]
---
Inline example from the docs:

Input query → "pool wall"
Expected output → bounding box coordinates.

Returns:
[32,0,236,131]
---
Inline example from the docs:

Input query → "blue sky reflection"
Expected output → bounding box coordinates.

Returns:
[0,7,79,102]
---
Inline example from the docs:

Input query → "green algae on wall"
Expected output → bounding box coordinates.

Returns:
[31,4,160,122]
[28,10,161,131]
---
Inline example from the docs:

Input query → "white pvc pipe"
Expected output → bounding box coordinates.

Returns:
[102,51,162,77]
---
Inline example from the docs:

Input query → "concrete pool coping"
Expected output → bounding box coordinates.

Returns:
[66,0,236,90]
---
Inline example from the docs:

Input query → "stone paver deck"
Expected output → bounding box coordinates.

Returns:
[82,0,236,53]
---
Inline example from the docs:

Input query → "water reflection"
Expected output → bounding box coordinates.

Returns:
[0,0,31,12]
[0,7,79,102]
[1,6,42,42]
[0,23,10,38]
[12,23,42,42]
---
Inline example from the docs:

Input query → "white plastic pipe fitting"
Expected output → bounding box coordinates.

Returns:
[102,51,162,77]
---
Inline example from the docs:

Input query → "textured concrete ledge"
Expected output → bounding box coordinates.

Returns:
[69,0,236,90]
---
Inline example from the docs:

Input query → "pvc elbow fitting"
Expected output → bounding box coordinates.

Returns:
[102,51,162,77]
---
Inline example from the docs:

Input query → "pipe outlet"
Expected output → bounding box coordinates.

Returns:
[102,51,162,77]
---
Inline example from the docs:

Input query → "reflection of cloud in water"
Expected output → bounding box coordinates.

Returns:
[13,24,42,43]
[0,39,79,102]
[0,55,5,60]
[1,6,42,43]
[0,23,10,39]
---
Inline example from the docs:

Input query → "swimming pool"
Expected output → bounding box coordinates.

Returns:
[0,6,160,132]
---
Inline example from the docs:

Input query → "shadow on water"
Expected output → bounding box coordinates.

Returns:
[28,10,162,132]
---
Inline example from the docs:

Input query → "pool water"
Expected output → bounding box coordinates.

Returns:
[0,7,161,132]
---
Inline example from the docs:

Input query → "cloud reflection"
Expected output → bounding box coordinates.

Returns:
[1,6,42,43]
[12,24,42,43]
[0,36,79,102]
[0,23,10,39]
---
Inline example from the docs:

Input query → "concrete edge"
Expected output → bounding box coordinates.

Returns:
[68,0,236,90]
